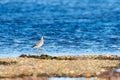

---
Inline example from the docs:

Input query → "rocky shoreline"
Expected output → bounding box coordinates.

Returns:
[0,54,120,80]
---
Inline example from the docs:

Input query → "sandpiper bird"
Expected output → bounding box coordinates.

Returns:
[32,36,44,53]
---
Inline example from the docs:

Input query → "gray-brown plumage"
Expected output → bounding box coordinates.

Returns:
[32,36,44,49]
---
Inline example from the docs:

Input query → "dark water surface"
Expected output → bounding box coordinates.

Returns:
[0,0,120,57]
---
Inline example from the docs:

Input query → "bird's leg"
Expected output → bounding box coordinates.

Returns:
[37,48,43,56]
[39,49,44,56]
[37,48,40,53]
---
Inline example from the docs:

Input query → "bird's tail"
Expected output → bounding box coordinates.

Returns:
[31,45,35,48]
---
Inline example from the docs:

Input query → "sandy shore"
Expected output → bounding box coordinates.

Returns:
[0,54,120,79]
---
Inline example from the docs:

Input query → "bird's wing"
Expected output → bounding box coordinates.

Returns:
[31,44,36,48]
[31,41,40,48]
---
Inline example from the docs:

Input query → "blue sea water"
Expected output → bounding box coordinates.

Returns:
[0,0,120,57]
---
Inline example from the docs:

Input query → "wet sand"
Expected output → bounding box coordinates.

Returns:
[0,54,120,80]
